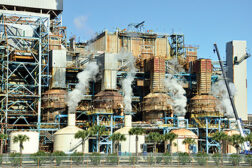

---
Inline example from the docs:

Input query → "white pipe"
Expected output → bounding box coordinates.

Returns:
[125,115,132,127]
[68,113,76,126]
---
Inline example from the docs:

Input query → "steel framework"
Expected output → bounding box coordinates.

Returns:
[0,13,50,133]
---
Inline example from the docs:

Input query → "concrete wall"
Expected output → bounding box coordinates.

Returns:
[226,41,248,120]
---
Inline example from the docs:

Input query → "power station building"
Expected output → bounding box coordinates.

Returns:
[0,0,250,154]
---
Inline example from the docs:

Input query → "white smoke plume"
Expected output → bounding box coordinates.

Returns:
[118,50,136,113]
[164,74,187,116]
[166,58,185,74]
[212,79,236,118]
[67,62,99,113]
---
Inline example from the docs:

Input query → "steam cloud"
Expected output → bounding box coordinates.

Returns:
[118,50,136,113]
[67,62,99,113]
[166,58,185,74]
[164,75,187,116]
[212,79,236,118]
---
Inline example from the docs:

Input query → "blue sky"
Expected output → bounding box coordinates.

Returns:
[62,0,252,114]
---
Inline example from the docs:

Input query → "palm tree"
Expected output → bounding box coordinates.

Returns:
[74,130,90,154]
[129,127,145,157]
[212,131,228,153]
[0,133,7,154]
[212,131,228,165]
[109,133,126,155]
[228,134,245,154]
[146,132,163,153]
[13,134,30,155]
[163,132,178,153]
[245,133,252,144]
[91,125,106,153]
[182,138,196,155]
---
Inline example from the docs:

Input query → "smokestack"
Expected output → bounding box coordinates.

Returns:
[68,113,76,126]
[177,116,186,128]
[124,114,132,127]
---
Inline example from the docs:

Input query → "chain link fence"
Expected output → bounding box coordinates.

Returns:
[0,154,252,167]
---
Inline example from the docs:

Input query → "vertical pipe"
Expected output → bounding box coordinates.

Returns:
[110,115,113,154]
[38,24,42,133]
[206,119,209,154]
[5,47,8,133]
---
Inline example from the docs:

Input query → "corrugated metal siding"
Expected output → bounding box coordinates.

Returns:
[0,0,63,11]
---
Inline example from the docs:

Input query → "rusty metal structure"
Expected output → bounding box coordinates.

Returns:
[0,0,249,155]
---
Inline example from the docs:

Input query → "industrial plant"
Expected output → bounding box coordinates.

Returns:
[0,0,251,157]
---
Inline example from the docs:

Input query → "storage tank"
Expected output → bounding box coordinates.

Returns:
[10,131,39,154]
[169,129,198,153]
[114,115,145,154]
[53,113,88,153]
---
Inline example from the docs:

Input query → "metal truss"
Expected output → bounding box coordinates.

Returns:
[0,13,50,132]
[88,112,114,153]
[194,117,250,153]
[169,34,185,58]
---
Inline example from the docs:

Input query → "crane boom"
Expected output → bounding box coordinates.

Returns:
[213,43,250,151]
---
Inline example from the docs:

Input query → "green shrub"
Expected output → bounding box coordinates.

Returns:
[195,152,208,166]
[9,153,22,166]
[31,151,48,166]
[178,152,191,165]
[212,153,221,166]
[0,154,2,165]
[146,155,154,165]
[52,151,66,166]
[163,152,172,164]
[229,154,241,166]
[156,155,163,164]
[106,153,118,165]
[245,155,252,166]
[129,155,137,165]
[71,152,84,165]
[90,153,101,165]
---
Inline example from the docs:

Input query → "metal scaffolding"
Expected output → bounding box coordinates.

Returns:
[170,34,185,58]
[0,13,50,133]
